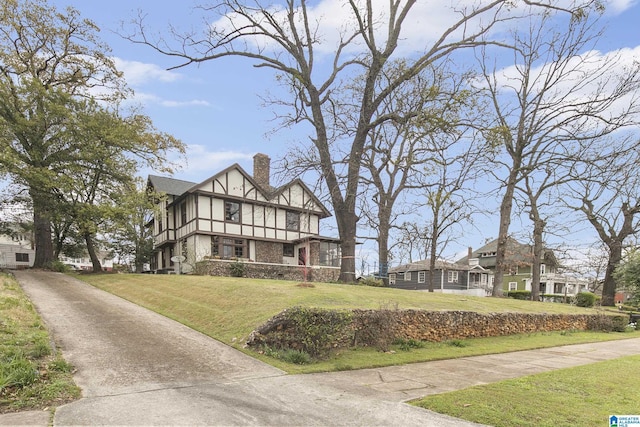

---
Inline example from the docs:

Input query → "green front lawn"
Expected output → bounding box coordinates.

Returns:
[412,355,640,427]
[77,274,637,373]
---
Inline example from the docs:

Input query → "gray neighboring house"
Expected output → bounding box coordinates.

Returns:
[388,259,492,296]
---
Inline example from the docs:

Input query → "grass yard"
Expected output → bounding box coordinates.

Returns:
[77,273,638,373]
[0,273,80,414]
[412,355,640,427]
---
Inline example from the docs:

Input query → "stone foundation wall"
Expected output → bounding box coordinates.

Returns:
[196,259,340,282]
[254,241,282,263]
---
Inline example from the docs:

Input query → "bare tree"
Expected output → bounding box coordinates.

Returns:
[359,62,479,281]
[476,8,640,296]
[128,0,581,282]
[564,141,640,306]
[418,132,484,291]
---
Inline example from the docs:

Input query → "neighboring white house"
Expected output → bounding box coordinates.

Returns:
[147,153,341,280]
[58,255,114,271]
[0,227,35,269]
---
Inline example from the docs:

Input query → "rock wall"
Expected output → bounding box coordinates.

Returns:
[247,308,628,353]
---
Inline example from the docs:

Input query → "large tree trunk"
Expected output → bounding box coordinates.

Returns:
[601,242,622,306]
[493,169,519,296]
[377,205,391,284]
[427,212,440,292]
[530,213,545,301]
[84,232,103,273]
[31,190,54,268]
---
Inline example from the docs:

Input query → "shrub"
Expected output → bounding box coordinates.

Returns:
[49,260,70,273]
[586,315,628,332]
[280,349,312,365]
[284,307,352,358]
[229,261,245,277]
[506,290,531,300]
[358,276,386,287]
[612,316,628,332]
[576,292,596,308]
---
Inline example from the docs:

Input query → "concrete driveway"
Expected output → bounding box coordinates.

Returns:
[12,271,482,426]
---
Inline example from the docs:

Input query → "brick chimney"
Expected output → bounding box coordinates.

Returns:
[253,153,271,189]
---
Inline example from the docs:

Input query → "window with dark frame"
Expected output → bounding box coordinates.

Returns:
[15,253,29,262]
[285,210,300,231]
[225,201,240,223]
[180,201,187,226]
[283,243,295,257]
[211,236,219,256]
[210,235,247,258]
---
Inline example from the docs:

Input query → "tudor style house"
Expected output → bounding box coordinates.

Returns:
[147,153,341,280]
[457,237,589,297]
[388,259,492,296]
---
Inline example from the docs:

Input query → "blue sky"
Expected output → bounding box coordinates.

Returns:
[47,0,640,268]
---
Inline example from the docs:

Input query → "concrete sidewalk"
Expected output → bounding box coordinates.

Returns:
[2,271,639,426]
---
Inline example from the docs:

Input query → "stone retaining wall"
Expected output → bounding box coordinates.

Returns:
[247,308,628,354]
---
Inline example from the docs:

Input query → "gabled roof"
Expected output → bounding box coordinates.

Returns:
[148,163,332,218]
[389,259,478,273]
[456,237,557,266]
[148,175,197,196]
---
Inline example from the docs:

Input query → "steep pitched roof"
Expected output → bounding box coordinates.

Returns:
[147,175,197,196]
[148,164,332,218]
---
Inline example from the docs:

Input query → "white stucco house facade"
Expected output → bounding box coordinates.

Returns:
[147,153,341,281]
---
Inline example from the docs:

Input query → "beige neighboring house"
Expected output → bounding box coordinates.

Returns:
[0,227,35,269]
[147,153,341,281]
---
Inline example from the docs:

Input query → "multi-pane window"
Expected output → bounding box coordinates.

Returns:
[223,238,246,258]
[418,271,426,283]
[405,271,412,281]
[389,273,396,285]
[225,201,240,223]
[286,211,300,231]
[211,235,246,258]
[318,242,341,267]
[509,282,517,291]
[540,263,546,275]
[15,253,29,262]
[448,271,459,283]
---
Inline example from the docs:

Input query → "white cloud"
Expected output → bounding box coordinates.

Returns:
[179,147,256,179]
[605,0,637,14]
[113,58,182,86]
[127,92,211,108]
